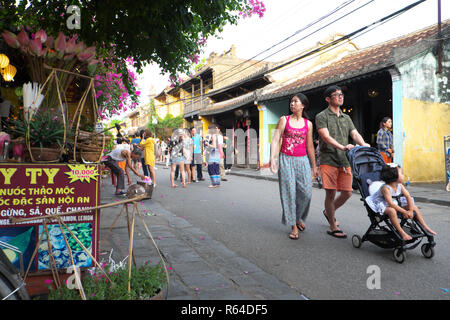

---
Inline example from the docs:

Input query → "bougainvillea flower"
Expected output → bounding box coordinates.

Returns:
[17,29,30,47]
[35,29,47,44]
[1,30,20,49]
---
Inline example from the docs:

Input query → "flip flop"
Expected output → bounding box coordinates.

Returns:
[114,191,126,196]
[296,222,305,232]
[327,229,347,239]
[323,210,339,226]
[289,232,299,240]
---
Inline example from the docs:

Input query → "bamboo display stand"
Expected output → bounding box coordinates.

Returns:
[25,69,67,163]
[10,195,170,300]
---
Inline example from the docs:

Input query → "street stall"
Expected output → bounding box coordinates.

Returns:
[0,28,108,298]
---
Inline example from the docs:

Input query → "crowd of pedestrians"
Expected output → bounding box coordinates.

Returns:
[102,85,435,242]
[102,125,231,195]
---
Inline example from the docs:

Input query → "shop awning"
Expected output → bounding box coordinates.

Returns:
[184,109,200,118]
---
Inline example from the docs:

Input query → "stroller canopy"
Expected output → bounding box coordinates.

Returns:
[347,146,386,197]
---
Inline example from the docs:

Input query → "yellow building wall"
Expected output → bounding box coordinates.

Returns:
[402,98,450,183]
[156,105,167,119]
[166,95,182,117]
[201,117,212,137]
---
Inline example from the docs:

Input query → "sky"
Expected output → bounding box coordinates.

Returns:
[135,0,449,105]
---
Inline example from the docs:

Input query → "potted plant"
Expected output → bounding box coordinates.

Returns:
[7,109,66,162]
[46,260,167,300]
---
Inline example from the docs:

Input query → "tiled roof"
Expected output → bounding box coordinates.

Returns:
[260,20,449,100]
[200,91,257,116]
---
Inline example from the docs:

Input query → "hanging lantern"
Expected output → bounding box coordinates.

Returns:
[1,64,17,81]
[0,54,9,68]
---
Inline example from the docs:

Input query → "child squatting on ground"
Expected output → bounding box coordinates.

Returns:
[366,163,437,241]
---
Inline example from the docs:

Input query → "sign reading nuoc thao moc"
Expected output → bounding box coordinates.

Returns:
[0,164,101,272]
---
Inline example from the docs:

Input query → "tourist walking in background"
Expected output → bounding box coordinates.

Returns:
[160,138,167,163]
[130,133,142,173]
[204,124,221,188]
[218,128,227,181]
[169,130,186,188]
[191,127,204,182]
[140,129,157,188]
[270,93,317,240]
[182,128,193,184]
[139,129,149,177]
[164,137,171,169]
[315,85,370,239]
[377,116,394,164]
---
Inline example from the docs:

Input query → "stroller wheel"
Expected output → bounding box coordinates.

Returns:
[393,248,406,264]
[421,243,435,259]
[352,235,362,248]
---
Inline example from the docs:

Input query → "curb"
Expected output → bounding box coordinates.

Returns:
[155,163,450,207]
[227,171,450,207]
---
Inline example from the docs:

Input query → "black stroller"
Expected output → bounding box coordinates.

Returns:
[347,146,436,263]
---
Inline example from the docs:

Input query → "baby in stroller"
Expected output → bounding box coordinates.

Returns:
[365,163,437,241]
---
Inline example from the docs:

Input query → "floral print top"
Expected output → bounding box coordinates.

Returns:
[280,116,308,157]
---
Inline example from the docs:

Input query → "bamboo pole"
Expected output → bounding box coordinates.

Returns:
[57,216,114,284]
[127,207,135,294]
[43,222,62,288]
[57,219,86,300]
[10,195,147,224]
[134,204,170,299]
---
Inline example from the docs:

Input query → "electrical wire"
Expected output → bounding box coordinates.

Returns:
[211,0,375,91]
[211,0,359,86]
[153,0,363,107]
[151,0,426,109]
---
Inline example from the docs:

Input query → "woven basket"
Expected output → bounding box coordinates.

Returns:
[137,181,153,199]
[29,147,61,162]
[80,150,103,163]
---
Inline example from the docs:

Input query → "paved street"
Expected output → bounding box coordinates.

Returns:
[145,165,450,300]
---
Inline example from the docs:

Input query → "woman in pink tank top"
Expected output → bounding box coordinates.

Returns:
[269,93,318,240]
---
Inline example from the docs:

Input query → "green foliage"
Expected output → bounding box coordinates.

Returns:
[6,109,66,149]
[1,0,251,76]
[147,114,184,140]
[48,261,166,300]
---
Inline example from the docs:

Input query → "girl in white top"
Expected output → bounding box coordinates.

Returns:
[366,163,436,240]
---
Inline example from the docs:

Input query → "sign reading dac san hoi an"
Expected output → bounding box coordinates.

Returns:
[0,164,101,272]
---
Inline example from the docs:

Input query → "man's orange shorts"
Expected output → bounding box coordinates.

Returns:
[320,164,353,191]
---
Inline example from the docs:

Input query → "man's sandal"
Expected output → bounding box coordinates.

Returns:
[326,229,347,238]
[323,210,339,226]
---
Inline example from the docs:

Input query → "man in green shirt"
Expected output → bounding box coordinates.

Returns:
[315,85,370,238]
